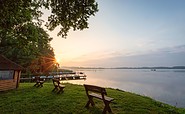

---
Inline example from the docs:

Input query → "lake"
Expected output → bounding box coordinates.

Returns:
[66,68,185,108]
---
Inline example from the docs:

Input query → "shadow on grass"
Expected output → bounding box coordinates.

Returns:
[86,106,103,114]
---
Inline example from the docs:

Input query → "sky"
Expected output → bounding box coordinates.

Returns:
[43,0,185,67]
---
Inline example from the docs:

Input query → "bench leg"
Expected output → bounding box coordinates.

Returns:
[57,87,65,94]
[34,82,41,88]
[103,101,112,114]
[40,83,43,87]
[34,82,43,88]
[52,86,58,92]
[37,83,42,88]
[85,96,95,108]
[37,85,40,87]
[34,82,39,87]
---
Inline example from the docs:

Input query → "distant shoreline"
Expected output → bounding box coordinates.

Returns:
[63,66,185,70]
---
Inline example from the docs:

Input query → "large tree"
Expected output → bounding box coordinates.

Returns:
[0,0,98,37]
[0,0,98,74]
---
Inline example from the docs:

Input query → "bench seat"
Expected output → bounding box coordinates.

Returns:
[58,84,65,88]
[89,93,114,102]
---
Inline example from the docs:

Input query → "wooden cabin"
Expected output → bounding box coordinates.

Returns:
[0,55,23,91]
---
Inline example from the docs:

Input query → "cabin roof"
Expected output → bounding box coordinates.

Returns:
[0,55,23,70]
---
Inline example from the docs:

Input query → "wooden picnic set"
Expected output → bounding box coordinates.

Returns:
[33,76,114,114]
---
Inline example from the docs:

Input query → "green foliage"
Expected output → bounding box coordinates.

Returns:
[0,21,55,73]
[0,0,32,29]
[0,0,98,74]
[0,0,98,38]
[0,0,54,68]
[0,83,184,114]
[46,0,98,38]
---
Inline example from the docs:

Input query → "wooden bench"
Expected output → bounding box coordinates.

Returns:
[84,84,114,114]
[33,76,45,87]
[52,78,65,93]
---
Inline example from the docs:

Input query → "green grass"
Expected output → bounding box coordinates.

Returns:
[0,83,185,114]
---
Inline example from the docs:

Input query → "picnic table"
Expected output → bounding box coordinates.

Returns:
[33,76,45,87]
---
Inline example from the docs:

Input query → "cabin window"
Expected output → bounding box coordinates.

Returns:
[0,70,14,80]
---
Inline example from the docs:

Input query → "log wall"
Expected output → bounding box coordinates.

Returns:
[0,71,21,91]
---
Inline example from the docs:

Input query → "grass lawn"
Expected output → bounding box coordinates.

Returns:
[0,82,185,114]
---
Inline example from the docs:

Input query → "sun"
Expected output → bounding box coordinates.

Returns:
[55,57,61,63]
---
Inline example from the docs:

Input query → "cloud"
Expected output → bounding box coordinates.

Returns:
[61,44,185,67]
[151,45,185,54]
[105,44,185,67]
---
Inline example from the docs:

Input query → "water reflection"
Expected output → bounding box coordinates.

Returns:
[67,69,185,107]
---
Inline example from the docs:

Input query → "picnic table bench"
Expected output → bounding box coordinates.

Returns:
[52,78,65,93]
[33,76,45,87]
[84,84,114,114]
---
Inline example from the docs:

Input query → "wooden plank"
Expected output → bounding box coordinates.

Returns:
[0,79,17,91]
[0,86,16,91]
[89,93,114,101]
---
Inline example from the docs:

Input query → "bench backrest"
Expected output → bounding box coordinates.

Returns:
[35,76,41,82]
[52,78,60,86]
[84,84,107,98]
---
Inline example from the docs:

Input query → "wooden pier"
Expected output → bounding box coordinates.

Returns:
[20,72,87,82]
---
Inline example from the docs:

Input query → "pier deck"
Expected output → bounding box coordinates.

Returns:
[20,72,87,82]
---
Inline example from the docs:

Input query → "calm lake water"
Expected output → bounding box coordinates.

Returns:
[67,68,185,108]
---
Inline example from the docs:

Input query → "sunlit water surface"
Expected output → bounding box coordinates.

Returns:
[65,69,185,108]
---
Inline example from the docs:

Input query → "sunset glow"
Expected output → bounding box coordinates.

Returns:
[43,0,185,67]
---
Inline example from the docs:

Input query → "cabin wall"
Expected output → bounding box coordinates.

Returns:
[0,70,20,91]
[15,70,21,88]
